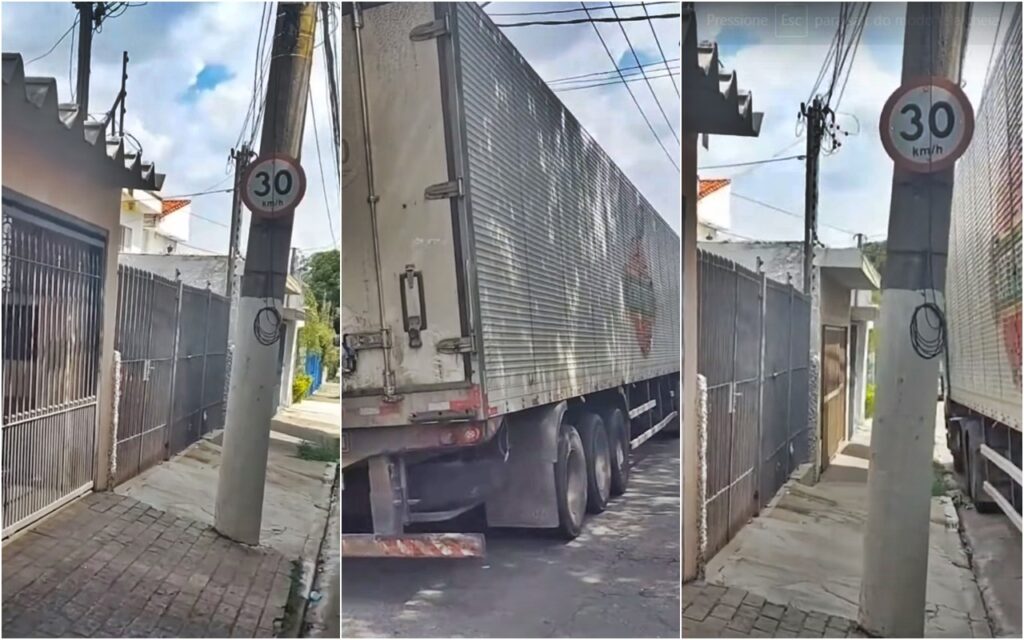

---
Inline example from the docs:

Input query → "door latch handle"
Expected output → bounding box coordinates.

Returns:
[399,265,426,349]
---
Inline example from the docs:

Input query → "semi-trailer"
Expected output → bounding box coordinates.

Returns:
[944,5,1022,530]
[340,2,681,557]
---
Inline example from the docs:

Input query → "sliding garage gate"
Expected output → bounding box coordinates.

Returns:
[1,198,103,536]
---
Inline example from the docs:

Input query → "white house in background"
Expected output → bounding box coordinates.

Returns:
[697,178,732,241]
[119,189,192,254]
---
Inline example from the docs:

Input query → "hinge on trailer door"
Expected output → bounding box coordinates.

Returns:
[424,178,463,201]
[347,330,391,351]
[436,336,475,355]
[410,16,450,41]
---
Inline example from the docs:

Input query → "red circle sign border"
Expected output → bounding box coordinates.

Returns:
[241,153,307,219]
[878,76,975,174]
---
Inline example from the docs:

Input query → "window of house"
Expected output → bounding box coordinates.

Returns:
[119,224,132,251]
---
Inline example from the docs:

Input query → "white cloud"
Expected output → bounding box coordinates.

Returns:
[2,1,339,256]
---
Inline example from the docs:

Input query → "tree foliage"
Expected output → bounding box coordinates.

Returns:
[305,250,339,316]
[298,288,340,379]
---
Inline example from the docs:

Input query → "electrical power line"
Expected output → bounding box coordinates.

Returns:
[159,187,233,199]
[579,2,678,171]
[26,16,79,65]
[547,56,680,84]
[641,2,679,98]
[732,191,864,236]
[833,4,871,113]
[488,1,674,17]
[608,3,678,143]
[698,154,805,170]
[555,68,679,92]
[310,95,338,247]
[496,12,680,28]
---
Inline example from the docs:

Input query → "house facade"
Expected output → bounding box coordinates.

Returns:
[682,2,764,581]
[119,189,191,254]
[697,178,732,241]
[2,52,163,535]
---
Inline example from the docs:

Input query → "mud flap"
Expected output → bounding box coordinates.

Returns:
[484,401,568,528]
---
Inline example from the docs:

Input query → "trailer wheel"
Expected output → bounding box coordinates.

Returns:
[602,407,630,496]
[555,422,588,539]
[577,413,612,514]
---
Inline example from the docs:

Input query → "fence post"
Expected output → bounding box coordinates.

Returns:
[198,287,212,436]
[165,280,184,459]
[108,350,121,488]
[755,260,767,509]
[725,262,740,539]
[785,274,795,476]
[696,372,708,580]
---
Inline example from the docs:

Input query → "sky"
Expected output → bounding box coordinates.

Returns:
[1,1,340,256]
[1,0,683,258]
[491,1,682,233]
[693,2,1013,247]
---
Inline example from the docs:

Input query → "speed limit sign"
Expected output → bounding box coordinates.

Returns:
[879,77,974,173]
[242,154,307,217]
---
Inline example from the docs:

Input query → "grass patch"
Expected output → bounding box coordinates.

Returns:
[297,440,339,462]
[932,461,950,496]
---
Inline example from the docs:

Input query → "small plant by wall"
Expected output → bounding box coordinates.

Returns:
[293,372,313,403]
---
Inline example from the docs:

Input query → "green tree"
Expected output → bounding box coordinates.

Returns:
[305,250,339,315]
[298,288,340,380]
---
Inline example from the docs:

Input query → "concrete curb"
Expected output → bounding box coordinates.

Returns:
[279,461,338,637]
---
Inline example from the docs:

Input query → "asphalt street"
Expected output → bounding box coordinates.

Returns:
[341,436,681,638]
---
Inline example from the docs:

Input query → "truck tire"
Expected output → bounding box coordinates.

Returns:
[577,413,612,514]
[602,406,630,496]
[555,422,588,539]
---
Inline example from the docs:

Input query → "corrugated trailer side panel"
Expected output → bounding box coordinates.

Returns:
[947,5,1021,430]
[453,4,681,416]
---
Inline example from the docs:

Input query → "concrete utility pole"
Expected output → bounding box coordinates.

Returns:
[223,144,253,407]
[215,3,318,545]
[74,2,100,117]
[801,97,824,296]
[226,144,253,309]
[801,97,825,480]
[859,3,969,636]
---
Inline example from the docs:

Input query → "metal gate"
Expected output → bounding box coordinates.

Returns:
[698,250,811,559]
[113,265,229,484]
[113,266,179,484]
[759,277,811,507]
[821,326,848,469]
[2,200,103,535]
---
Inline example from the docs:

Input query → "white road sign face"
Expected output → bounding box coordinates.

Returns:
[242,155,306,217]
[880,77,974,173]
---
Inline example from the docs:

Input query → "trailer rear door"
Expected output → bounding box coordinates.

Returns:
[341,3,468,394]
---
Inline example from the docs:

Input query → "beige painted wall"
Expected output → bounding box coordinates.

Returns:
[3,85,129,491]
[821,274,853,328]
[682,131,699,581]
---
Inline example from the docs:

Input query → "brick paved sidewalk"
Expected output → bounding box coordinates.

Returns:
[2,493,293,638]
[684,581,866,638]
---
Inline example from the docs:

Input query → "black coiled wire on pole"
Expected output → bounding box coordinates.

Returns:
[909,301,946,360]
[253,305,282,346]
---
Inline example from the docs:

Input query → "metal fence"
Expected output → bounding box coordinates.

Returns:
[2,202,103,535]
[698,250,810,559]
[113,265,229,485]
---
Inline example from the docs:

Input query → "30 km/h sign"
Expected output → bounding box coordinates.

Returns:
[242,154,306,217]
[879,77,974,173]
